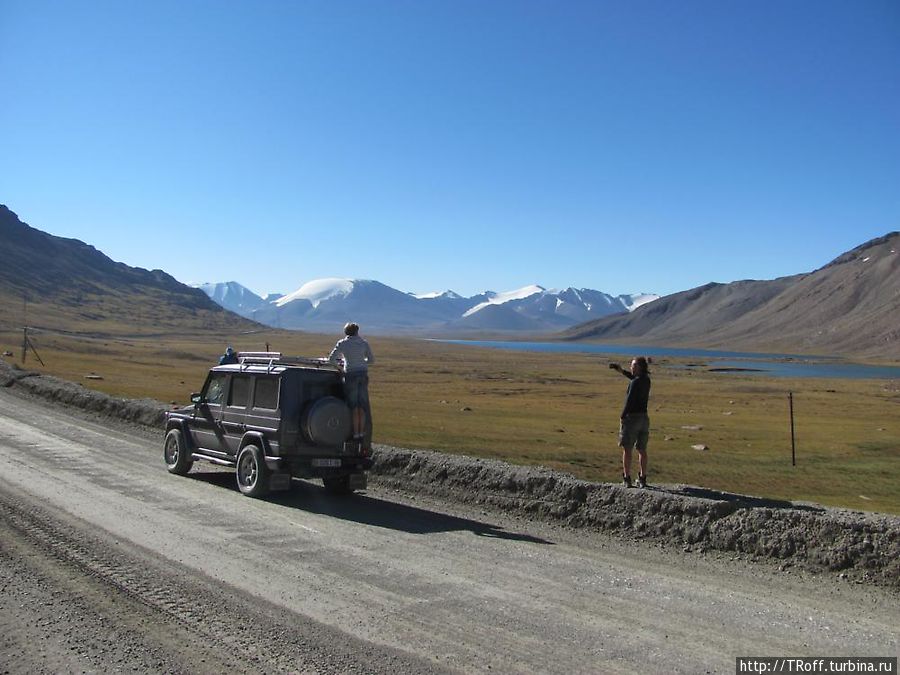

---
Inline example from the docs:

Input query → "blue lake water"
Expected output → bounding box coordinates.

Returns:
[434,340,900,380]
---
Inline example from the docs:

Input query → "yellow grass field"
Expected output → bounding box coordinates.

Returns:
[3,327,898,514]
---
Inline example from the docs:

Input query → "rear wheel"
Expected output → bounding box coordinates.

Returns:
[236,444,270,497]
[164,428,193,475]
[322,475,352,496]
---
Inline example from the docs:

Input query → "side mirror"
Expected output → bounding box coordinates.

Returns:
[190,392,202,405]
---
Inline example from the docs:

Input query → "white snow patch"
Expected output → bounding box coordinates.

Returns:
[276,278,355,308]
[862,257,871,262]
[463,284,545,317]
[413,290,462,300]
[624,294,660,312]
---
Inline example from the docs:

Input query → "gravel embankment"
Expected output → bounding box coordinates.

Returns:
[3,358,898,587]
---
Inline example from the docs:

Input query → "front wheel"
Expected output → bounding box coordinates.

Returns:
[236,444,270,498]
[164,428,193,475]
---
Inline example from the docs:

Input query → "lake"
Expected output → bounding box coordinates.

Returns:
[434,340,900,380]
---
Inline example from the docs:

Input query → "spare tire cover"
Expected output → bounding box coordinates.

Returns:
[304,396,352,445]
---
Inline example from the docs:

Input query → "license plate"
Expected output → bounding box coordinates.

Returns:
[312,458,342,468]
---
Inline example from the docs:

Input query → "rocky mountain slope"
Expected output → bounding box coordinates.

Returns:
[0,205,259,335]
[565,232,900,358]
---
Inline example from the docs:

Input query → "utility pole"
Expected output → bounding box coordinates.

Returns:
[20,295,44,367]
[789,392,796,466]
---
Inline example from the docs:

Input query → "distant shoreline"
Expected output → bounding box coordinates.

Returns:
[431,339,900,380]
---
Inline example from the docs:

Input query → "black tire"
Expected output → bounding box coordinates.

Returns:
[322,474,352,496]
[164,428,193,475]
[236,444,270,498]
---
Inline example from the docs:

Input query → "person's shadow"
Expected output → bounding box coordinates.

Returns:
[190,470,553,545]
[661,485,825,513]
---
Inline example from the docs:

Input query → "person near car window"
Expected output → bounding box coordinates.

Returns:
[327,323,374,440]
[609,356,651,488]
[218,346,239,365]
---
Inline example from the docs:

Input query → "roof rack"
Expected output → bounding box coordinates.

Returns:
[236,351,339,373]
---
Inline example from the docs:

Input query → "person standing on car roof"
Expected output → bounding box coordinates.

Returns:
[609,356,652,488]
[328,323,374,440]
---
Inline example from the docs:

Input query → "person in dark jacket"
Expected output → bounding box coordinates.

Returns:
[609,356,651,488]
[218,346,239,365]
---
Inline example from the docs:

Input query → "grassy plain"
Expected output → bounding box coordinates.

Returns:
[2,327,898,514]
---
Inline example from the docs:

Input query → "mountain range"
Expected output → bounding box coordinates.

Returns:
[564,232,900,358]
[195,279,658,334]
[1,203,897,358]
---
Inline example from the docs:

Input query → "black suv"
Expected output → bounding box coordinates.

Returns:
[163,352,372,497]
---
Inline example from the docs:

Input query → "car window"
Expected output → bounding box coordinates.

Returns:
[229,375,251,408]
[205,373,228,406]
[254,377,279,410]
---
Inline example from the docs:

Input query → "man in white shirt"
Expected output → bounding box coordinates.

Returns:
[328,322,375,440]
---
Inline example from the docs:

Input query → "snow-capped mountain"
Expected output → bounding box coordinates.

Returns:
[275,278,355,309]
[452,286,657,331]
[197,278,659,334]
[462,284,545,318]
[253,279,452,331]
[194,281,267,315]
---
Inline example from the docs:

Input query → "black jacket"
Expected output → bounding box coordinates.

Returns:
[620,373,651,418]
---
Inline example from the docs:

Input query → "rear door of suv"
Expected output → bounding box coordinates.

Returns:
[245,374,280,453]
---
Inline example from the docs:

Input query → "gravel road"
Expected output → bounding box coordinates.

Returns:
[0,389,897,674]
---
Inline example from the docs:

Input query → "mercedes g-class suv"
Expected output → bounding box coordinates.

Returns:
[163,352,372,497]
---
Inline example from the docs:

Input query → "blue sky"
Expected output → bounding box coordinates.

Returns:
[2,1,898,298]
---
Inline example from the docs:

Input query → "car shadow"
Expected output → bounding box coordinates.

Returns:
[660,485,825,513]
[189,470,553,545]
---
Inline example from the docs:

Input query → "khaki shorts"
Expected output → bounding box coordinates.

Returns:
[342,372,369,409]
[618,414,650,451]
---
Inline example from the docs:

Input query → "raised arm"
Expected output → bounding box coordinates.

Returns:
[608,362,634,380]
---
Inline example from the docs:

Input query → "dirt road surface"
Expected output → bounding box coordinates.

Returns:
[0,389,897,674]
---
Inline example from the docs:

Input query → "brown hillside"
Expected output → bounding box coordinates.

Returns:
[712,233,900,355]
[0,205,260,336]
[563,277,800,345]
[565,232,900,359]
